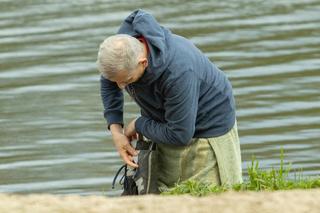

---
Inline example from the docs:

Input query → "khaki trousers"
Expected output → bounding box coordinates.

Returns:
[156,121,243,191]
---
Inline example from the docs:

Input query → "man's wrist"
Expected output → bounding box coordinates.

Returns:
[110,123,123,135]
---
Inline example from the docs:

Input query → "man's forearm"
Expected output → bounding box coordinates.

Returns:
[135,116,195,146]
[100,76,124,128]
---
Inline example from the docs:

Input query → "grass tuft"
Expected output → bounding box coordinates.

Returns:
[162,149,320,196]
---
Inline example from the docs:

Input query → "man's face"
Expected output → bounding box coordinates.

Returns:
[110,60,147,89]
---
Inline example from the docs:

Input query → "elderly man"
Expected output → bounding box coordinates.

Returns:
[97,9,242,193]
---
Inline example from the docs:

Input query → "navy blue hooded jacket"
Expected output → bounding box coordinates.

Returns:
[100,9,236,146]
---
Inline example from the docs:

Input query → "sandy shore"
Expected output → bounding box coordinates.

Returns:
[0,189,319,213]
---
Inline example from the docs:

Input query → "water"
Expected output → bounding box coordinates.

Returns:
[0,0,319,195]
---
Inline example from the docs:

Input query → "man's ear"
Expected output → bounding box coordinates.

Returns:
[139,58,148,69]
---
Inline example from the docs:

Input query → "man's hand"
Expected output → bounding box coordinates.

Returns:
[110,124,138,168]
[124,118,138,140]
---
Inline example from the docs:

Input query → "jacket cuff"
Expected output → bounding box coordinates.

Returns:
[105,111,124,130]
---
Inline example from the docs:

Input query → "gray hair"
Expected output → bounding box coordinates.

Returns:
[97,34,144,79]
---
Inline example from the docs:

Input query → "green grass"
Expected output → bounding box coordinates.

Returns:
[162,149,320,196]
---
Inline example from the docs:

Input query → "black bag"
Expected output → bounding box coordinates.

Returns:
[112,137,158,195]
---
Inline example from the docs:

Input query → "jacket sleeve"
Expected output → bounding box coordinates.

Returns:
[135,71,200,146]
[100,75,124,129]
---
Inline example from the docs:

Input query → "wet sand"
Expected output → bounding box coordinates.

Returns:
[0,189,319,213]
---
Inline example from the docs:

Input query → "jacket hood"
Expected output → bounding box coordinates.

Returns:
[117,9,172,85]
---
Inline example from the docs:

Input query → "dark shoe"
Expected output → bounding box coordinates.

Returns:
[112,164,138,196]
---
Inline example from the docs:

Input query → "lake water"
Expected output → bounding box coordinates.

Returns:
[0,0,319,196]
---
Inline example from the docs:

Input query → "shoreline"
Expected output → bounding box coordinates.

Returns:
[1,189,319,213]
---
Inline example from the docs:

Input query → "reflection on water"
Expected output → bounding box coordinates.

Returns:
[0,0,319,195]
